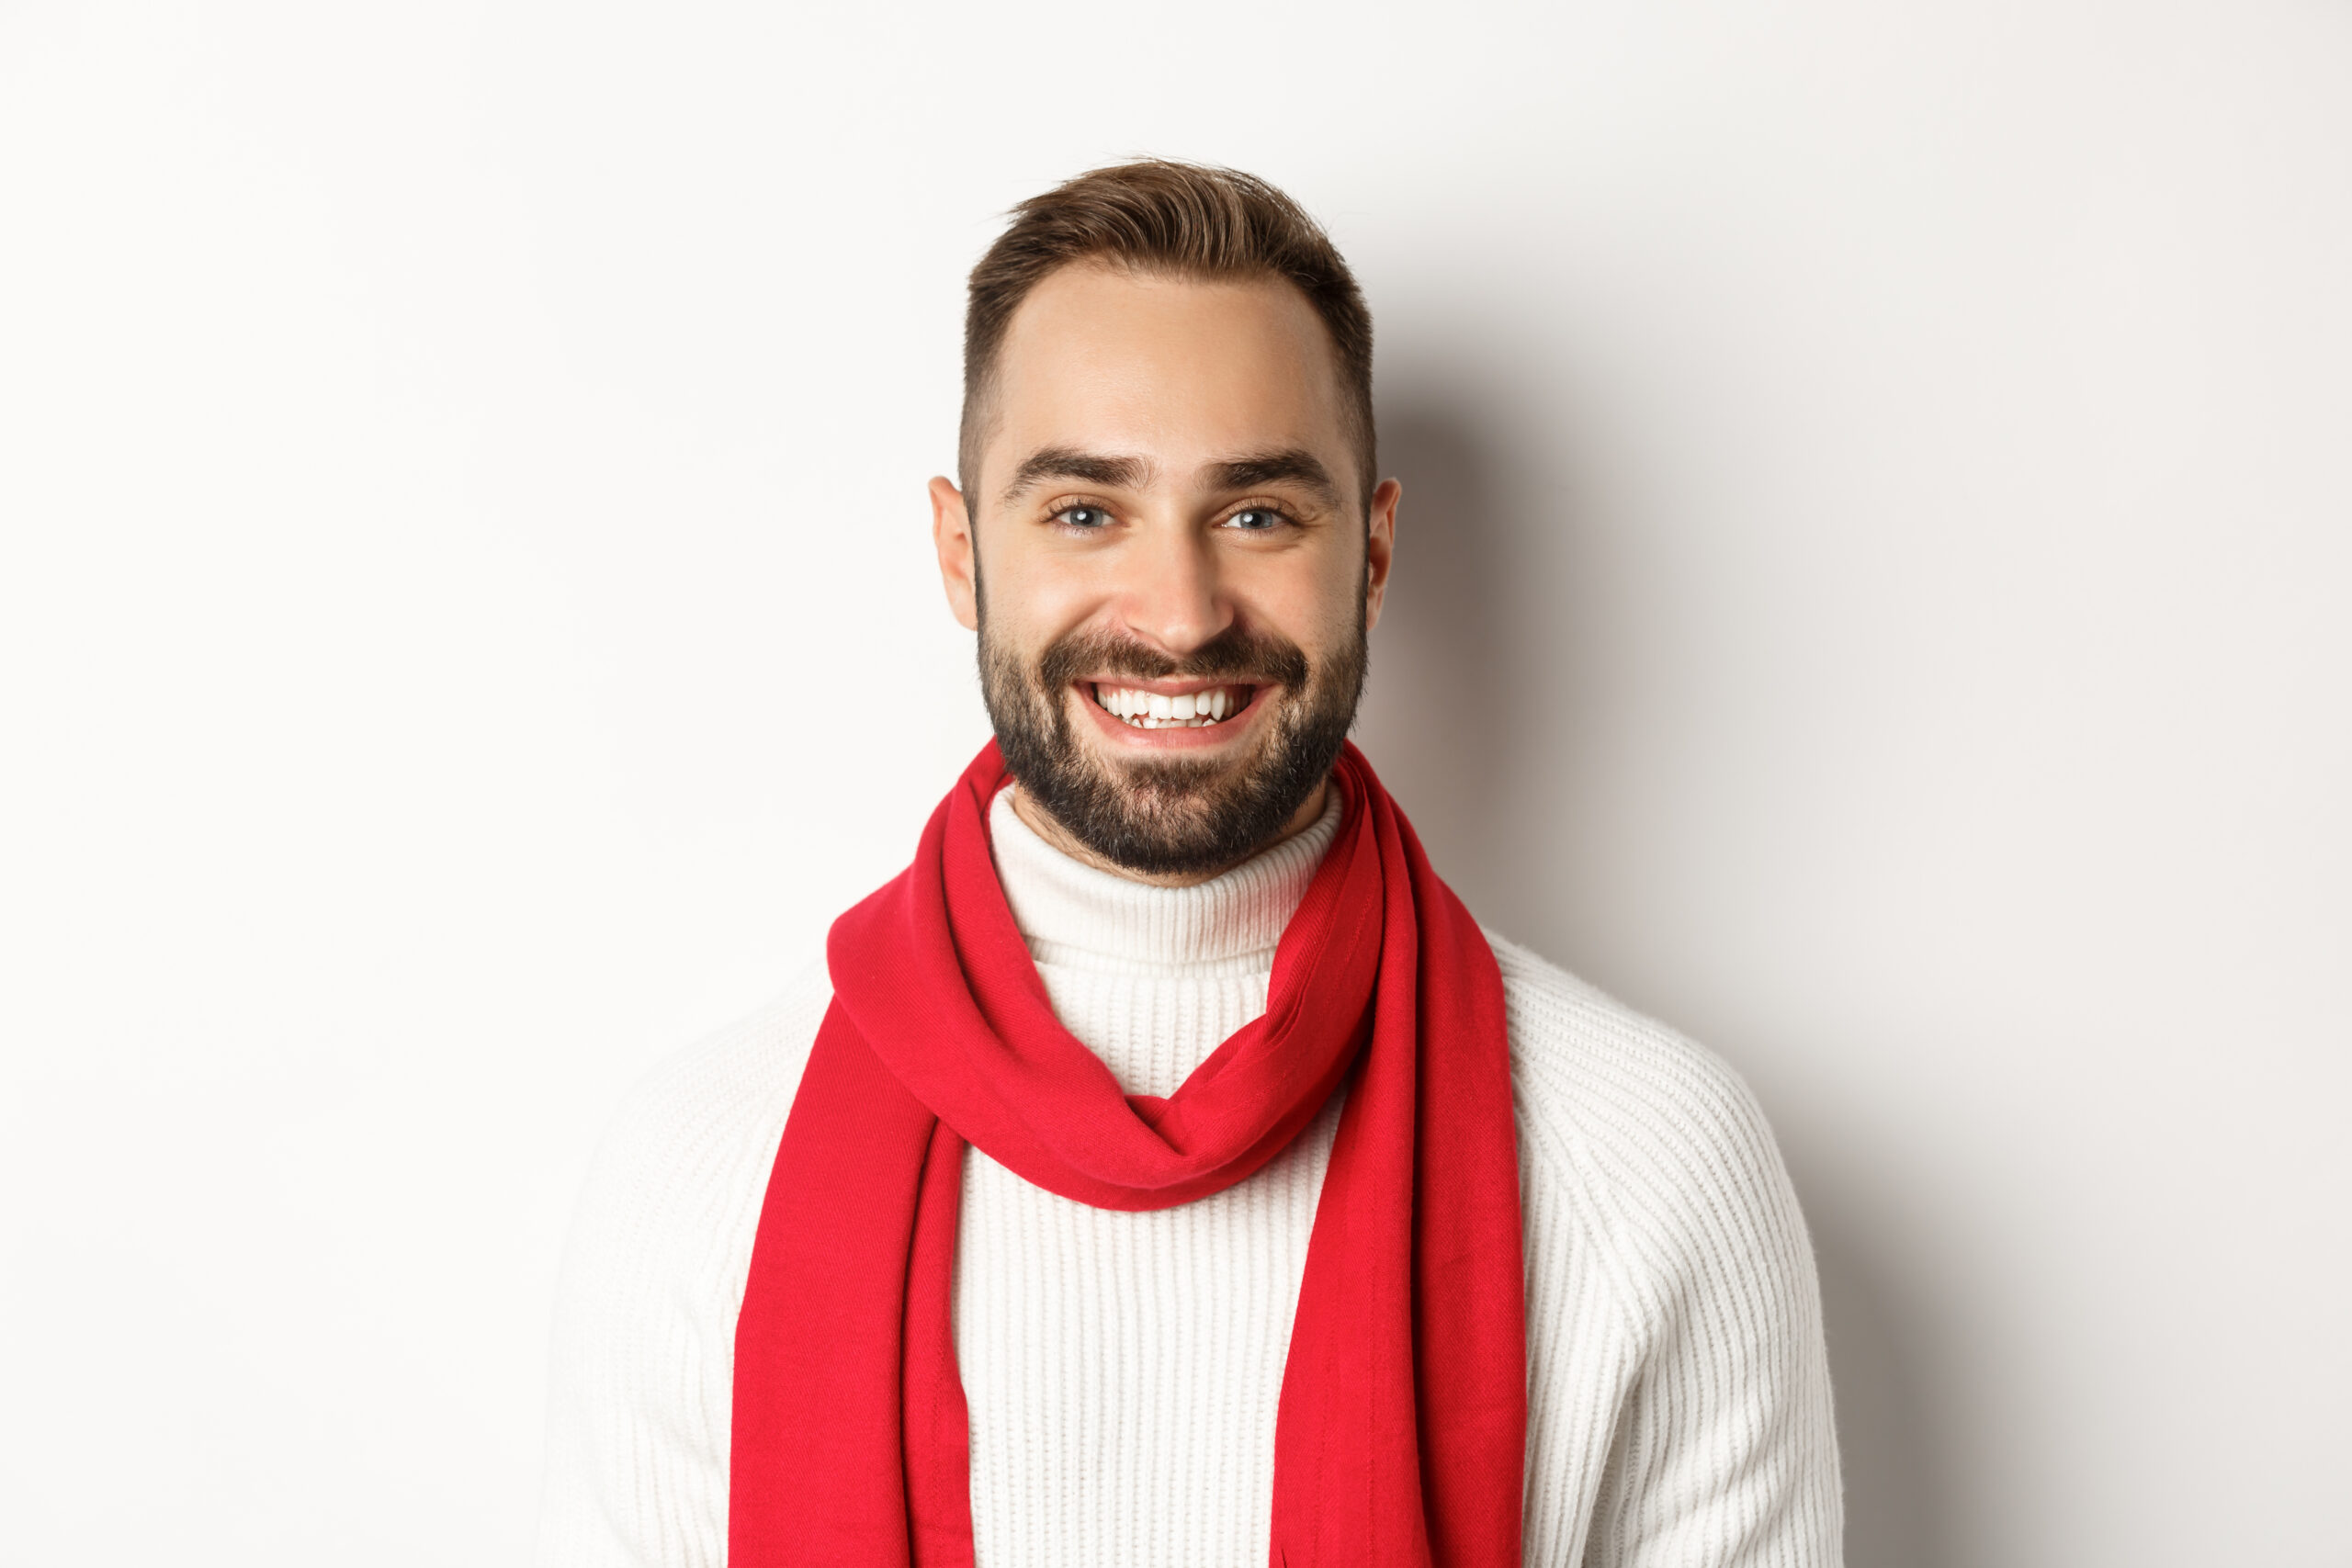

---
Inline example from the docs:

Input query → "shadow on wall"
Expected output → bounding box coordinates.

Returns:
[1357,390,1952,1568]
[1810,1207,1957,1568]
[1351,402,1526,933]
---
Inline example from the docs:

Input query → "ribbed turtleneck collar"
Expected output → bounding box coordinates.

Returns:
[987,786,1343,976]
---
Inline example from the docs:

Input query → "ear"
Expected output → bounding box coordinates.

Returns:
[1363,477,1401,632]
[930,475,978,631]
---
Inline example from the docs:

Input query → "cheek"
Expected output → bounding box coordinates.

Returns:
[981,536,1123,644]
[1230,551,1363,654]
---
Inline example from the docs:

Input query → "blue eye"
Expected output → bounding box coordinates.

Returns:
[1056,505,1113,529]
[1227,507,1283,531]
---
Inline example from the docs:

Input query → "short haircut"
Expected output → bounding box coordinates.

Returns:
[959,159,1376,513]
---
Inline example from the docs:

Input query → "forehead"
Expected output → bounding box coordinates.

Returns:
[986,263,1350,490]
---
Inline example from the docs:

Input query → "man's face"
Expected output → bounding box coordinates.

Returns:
[930,262,1398,878]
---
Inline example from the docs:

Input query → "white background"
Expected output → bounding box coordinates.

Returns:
[3,2,2346,1563]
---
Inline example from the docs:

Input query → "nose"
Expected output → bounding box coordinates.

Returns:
[1114,521,1232,659]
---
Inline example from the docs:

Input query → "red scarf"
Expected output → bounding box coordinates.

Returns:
[730,741,1525,1566]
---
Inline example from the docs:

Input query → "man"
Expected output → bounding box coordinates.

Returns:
[537,161,1841,1567]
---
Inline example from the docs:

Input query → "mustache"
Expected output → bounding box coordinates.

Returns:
[1035,625,1312,692]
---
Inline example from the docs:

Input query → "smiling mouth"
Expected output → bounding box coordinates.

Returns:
[1087,681,1260,730]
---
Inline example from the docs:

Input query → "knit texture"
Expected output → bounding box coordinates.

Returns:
[536,792,1841,1566]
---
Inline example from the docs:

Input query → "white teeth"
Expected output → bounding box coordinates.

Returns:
[1093,683,1247,730]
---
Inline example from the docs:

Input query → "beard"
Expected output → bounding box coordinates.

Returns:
[978,604,1367,879]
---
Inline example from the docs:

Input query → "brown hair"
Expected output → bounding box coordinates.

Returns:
[958,159,1376,513]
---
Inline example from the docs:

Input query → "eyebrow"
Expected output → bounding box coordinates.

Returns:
[1000,447,1154,505]
[1204,449,1340,507]
[998,446,1341,508]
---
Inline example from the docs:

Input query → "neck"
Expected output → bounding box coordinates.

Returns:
[1004,778,1333,890]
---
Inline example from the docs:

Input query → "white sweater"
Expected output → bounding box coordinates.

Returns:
[536,792,1841,1566]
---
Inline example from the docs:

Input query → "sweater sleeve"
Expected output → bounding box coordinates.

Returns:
[1493,938,1843,1568]
[533,966,829,1568]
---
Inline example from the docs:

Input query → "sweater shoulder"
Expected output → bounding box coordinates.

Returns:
[1487,931,1812,1327]
[552,951,835,1330]
[536,956,833,1567]
[1487,930,1774,1164]
[589,953,833,1211]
